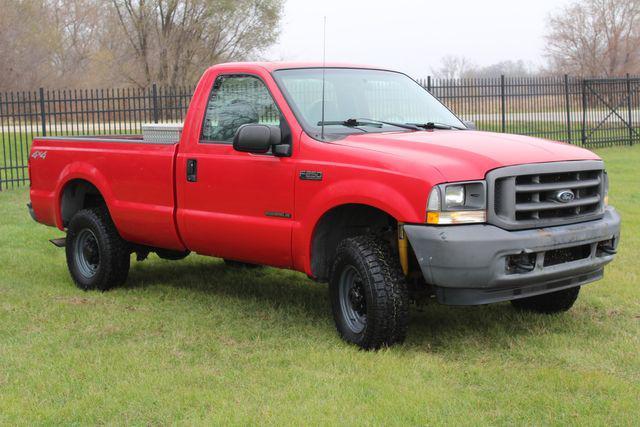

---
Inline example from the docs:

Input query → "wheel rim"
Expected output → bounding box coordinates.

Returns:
[338,265,367,334]
[74,229,100,279]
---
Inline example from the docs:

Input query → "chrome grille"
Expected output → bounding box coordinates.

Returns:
[487,161,606,230]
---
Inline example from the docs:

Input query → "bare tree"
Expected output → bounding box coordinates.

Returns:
[108,0,284,87]
[47,0,108,86]
[431,56,476,79]
[0,0,283,90]
[473,60,538,78]
[545,0,640,76]
[0,0,59,90]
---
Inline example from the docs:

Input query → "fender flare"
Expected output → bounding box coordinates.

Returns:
[293,178,425,274]
[53,162,115,230]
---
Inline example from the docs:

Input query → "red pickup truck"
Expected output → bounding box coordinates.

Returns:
[28,62,620,349]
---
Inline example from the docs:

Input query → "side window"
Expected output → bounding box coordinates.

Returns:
[200,75,281,143]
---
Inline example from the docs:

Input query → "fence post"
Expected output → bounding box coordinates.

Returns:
[152,83,159,123]
[38,87,46,136]
[427,76,431,92]
[627,73,633,146]
[581,79,587,145]
[500,75,506,133]
[564,75,572,144]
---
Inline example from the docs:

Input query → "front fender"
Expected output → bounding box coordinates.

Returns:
[292,177,428,274]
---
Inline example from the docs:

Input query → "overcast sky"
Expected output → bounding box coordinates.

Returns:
[267,0,573,77]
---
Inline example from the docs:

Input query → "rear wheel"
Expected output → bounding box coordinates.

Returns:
[510,286,580,313]
[329,236,409,350]
[65,207,130,291]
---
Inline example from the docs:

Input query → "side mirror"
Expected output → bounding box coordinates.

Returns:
[233,124,281,154]
[463,120,476,130]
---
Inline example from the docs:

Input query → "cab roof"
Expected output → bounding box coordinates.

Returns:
[208,61,395,73]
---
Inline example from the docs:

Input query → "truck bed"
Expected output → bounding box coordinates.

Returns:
[29,135,185,251]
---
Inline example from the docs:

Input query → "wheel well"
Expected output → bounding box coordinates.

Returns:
[60,179,106,227]
[310,204,397,281]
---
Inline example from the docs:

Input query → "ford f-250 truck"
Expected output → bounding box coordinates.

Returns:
[28,62,621,349]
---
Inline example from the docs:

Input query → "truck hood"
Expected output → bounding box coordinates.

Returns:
[330,130,601,182]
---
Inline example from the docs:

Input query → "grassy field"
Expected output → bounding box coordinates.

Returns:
[0,147,639,425]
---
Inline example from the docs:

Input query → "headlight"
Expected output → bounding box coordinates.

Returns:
[445,185,465,207]
[426,181,487,224]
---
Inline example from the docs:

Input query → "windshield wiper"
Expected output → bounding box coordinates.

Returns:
[317,119,382,128]
[317,118,462,131]
[408,122,465,130]
[318,118,419,130]
[356,118,421,130]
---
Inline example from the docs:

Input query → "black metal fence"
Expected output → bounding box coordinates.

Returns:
[1,75,638,190]
[419,75,640,147]
[0,84,193,189]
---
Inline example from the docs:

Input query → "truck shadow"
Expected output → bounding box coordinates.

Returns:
[124,257,330,320]
[124,257,592,352]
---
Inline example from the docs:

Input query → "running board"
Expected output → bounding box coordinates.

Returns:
[49,238,66,248]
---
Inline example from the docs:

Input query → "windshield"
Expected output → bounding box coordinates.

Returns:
[272,68,465,140]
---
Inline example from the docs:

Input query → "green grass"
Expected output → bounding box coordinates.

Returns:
[1,147,639,425]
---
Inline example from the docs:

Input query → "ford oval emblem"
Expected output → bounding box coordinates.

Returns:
[555,189,575,203]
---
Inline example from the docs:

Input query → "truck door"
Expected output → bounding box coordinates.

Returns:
[176,74,295,267]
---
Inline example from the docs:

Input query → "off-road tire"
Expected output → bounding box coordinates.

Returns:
[65,207,130,291]
[329,235,409,350]
[510,286,580,313]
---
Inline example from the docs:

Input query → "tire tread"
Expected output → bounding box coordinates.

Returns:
[330,235,409,349]
[65,207,130,291]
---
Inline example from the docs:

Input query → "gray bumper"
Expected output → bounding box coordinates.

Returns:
[404,207,621,305]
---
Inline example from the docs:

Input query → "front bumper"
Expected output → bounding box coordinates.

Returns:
[404,207,621,305]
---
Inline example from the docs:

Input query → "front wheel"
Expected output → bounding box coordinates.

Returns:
[65,207,130,291]
[329,236,409,350]
[510,286,580,313]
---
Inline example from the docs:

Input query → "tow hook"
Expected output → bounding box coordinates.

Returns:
[597,239,617,256]
[507,252,537,273]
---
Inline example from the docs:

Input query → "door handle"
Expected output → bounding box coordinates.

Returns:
[186,159,197,182]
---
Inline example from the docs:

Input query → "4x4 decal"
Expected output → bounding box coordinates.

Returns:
[31,150,47,160]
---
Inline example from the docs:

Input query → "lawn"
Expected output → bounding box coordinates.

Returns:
[0,146,638,425]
